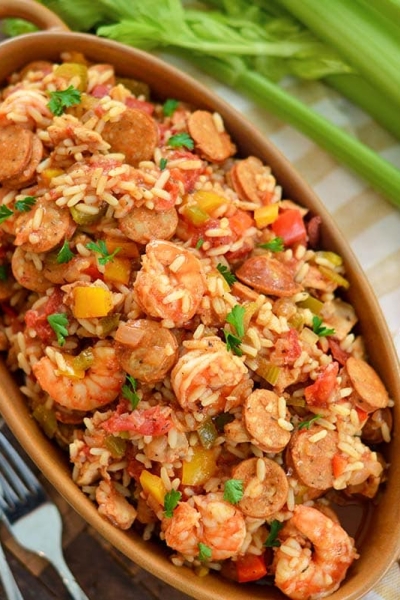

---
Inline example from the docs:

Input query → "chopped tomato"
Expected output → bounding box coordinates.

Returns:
[328,337,350,366]
[125,96,154,115]
[236,553,268,583]
[101,406,173,436]
[91,84,112,98]
[355,406,369,427]
[304,361,339,407]
[332,452,348,478]
[272,209,307,246]
[270,329,302,366]
[24,288,65,343]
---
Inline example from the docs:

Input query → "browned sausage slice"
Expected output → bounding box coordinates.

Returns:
[244,389,291,453]
[230,156,272,204]
[187,110,236,163]
[345,356,389,413]
[115,319,178,384]
[102,108,158,166]
[235,255,302,297]
[231,457,288,519]
[3,136,43,189]
[287,426,338,491]
[0,125,33,182]
[119,205,178,244]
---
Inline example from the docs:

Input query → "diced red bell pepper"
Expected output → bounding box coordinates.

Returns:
[304,361,339,407]
[236,553,268,583]
[272,208,307,246]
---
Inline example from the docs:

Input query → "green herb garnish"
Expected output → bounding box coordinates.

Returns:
[0,205,14,224]
[298,414,323,430]
[216,263,237,286]
[264,520,284,548]
[57,240,75,264]
[163,98,179,117]
[47,85,82,116]
[122,374,140,409]
[195,238,204,250]
[167,132,194,150]
[47,313,69,346]
[163,489,182,518]
[198,542,212,562]
[223,304,246,356]
[159,157,168,170]
[259,237,285,252]
[223,479,244,505]
[86,240,120,265]
[14,196,37,212]
[312,315,335,337]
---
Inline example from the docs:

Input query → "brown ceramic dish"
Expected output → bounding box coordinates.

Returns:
[0,1,400,599]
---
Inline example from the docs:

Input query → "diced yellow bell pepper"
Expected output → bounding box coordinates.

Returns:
[139,470,166,505]
[55,353,86,379]
[193,190,227,214]
[104,257,132,285]
[181,446,217,486]
[54,62,88,91]
[40,168,64,186]
[105,238,139,259]
[72,286,113,319]
[315,250,343,267]
[254,203,279,228]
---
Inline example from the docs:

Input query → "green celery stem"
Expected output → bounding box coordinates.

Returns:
[193,56,400,208]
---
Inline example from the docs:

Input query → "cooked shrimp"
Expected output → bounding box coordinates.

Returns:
[14,199,75,253]
[231,457,289,519]
[244,389,292,453]
[170,336,251,416]
[115,318,178,384]
[96,480,137,530]
[162,492,246,561]
[118,205,178,244]
[32,342,125,411]
[273,505,358,600]
[134,240,207,326]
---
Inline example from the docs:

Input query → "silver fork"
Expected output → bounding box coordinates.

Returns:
[0,431,90,600]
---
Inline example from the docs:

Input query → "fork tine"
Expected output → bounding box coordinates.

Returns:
[0,432,40,496]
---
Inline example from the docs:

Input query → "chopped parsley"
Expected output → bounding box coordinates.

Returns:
[163,98,179,117]
[47,313,69,346]
[163,489,181,518]
[312,315,335,337]
[195,238,204,250]
[167,132,194,150]
[122,374,140,409]
[223,478,244,505]
[264,520,284,548]
[57,240,75,264]
[159,157,168,170]
[226,304,245,339]
[0,205,14,224]
[198,542,212,562]
[0,265,8,281]
[47,85,82,116]
[86,240,120,265]
[259,237,285,252]
[15,196,37,212]
[298,414,323,430]
[216,263,237,286]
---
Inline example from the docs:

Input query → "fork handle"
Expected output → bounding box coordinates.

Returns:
[46,551,90,600]
[0,541,25,600]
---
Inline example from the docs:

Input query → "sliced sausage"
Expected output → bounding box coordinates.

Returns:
[235,254,302,297]
[101,107,158,166]
[0,125,33,182]
[231,457,288,519]
[287,426,338,491]
[14,199,75,253]
[244,389,291,453]
[119,205,178,244]
[345,356,389,413]
[3,136,43,189]
[115,319,179,384]
[187,110,236,163]
[230,156,273,204]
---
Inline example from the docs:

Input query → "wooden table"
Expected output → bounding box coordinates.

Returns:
[0,425,191,600]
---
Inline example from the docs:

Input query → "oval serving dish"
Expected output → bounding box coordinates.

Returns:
[0,2,400,600]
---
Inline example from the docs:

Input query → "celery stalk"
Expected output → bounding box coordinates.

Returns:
[190,55,400,208]
[276,0,400,112]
